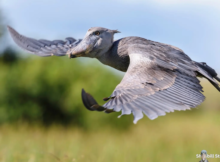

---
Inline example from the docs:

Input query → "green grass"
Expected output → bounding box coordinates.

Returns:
[0,111,220,162]
[0,80,219,162]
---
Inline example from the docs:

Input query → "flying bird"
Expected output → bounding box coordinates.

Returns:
[8,26,220,124]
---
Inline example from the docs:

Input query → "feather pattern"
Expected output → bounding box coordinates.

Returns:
[102,49,206,123]
[7,26,81,57]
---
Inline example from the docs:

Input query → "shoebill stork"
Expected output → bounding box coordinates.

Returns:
[8,26,220,124]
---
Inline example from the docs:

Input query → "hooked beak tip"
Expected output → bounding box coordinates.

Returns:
[112,30,120,34]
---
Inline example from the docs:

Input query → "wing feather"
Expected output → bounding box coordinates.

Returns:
[8,26,81,57]
[101,52,205,123]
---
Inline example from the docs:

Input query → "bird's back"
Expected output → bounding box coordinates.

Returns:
[104,36,193,72]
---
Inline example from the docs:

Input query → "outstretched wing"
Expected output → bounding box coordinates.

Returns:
[82,40,208,123]
[8,26,81,57]
[104,52,206,123]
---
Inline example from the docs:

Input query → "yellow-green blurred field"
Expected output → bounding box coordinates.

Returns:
[0,81,219,162]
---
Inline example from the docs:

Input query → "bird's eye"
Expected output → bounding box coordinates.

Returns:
[94,31,100,36]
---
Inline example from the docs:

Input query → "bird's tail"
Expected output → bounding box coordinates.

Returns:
[196,62,220,91]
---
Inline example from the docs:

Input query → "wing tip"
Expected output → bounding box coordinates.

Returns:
[7,25,17,37]
[81,88,94,111]
[7,25,12,31]
[215,76,220,82]
[81,88,112,112]
[7,25,23,47]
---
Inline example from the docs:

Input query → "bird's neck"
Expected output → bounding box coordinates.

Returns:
[96,39,129,72]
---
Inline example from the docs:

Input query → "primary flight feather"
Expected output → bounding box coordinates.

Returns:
[8,26,220,123]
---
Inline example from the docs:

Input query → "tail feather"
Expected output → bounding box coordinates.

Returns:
[210,81,220,92]
[214,76,220,82]
[196,62,220,92]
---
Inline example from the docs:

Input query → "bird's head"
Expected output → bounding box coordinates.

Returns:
[68,27,120,58]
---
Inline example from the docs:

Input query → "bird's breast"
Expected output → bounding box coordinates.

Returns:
[98,54,129,72]
[115,57,129,72]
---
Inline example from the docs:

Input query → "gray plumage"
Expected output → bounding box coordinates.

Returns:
[7,26,81,57]
[8,26,220,124]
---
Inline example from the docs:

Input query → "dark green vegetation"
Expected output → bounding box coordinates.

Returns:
[0,54,137,129]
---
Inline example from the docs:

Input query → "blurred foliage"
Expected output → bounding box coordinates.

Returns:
[0,54,136,128]
[0,48,18,63]
[1,112,220,162]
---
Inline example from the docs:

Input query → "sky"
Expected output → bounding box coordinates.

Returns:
[1,0,220,71]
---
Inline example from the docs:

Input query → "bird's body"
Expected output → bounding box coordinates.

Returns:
[8,26,220,123]
[97,36,192,72]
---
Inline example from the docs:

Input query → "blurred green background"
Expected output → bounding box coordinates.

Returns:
[1,2,220,162]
